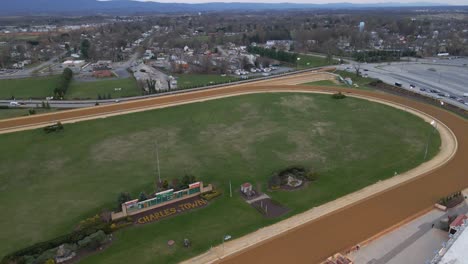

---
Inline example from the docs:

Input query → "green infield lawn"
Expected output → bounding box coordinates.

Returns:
[66,78,140,100]
[175,74,239,89]
[0,76,60,99]
[0,93,440,263]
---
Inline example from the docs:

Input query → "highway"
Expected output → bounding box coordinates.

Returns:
[339,59,468,110]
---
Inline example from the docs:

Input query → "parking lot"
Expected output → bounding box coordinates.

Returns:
[339,58,468,110]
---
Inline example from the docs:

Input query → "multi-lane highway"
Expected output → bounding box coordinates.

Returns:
[339,58,468,110]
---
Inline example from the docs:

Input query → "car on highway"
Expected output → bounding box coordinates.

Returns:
[430,89,438,93]
[395,82,402,87]
[449,95,457,100]
[419,88,427,92]
[9,102,20,107]
[409,84,416,89]
[437,93,446,97]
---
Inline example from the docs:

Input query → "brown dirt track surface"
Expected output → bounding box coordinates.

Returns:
[1,74,467,264]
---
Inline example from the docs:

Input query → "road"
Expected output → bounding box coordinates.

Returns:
[338,60,468,110]
[0,71,466,264]
[0,52,67,79]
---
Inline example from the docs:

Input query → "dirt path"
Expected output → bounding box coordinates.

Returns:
[0,72,466,264]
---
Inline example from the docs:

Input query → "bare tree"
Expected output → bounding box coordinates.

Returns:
[146,79,157,94]
[353,63,361,77]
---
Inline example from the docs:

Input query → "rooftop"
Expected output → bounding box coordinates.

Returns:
[439,223,468,264]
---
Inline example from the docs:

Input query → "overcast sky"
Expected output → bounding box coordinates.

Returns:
[139,0,466,4]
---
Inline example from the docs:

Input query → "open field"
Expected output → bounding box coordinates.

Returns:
[175,74,239,89]
[0,76,140,101]
[0,92,440,263]
[66,78,140,100]
[335,70,378,89]
[0,75,59,99]
[0,108,57,120]
[296,54,336,69]
[303,80,338,86]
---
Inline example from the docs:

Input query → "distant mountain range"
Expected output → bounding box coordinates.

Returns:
[0,0,457,16]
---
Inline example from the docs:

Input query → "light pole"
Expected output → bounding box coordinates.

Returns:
[155,140,161,184]
[424,120,437,161]
[296,57,301,68]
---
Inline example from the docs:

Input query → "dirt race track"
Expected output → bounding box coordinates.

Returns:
[1,71,467,264]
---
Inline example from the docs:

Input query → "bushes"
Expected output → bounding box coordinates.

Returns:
[77,214,101,230]
[268,174,281,189]
[304,171,319,181]
[269,166,318,190]
[200,190,222,201]
[331,92,346,99]
[110,222,133,231]
[77,230,107,250]
[1,222,112,264]
[116,192,131,211]
[43,122,64,133]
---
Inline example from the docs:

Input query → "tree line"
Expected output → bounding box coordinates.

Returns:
[247,46,298,64]
[353,50,417,62]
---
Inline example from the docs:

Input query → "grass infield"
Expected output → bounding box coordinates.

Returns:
[0,93,440,263]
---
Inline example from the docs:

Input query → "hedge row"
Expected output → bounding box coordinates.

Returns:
[1,222,111,264]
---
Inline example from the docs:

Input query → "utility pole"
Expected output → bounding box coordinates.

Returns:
[229,180,232,198]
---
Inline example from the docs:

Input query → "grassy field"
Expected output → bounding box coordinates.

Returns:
[66,78,139,100]
[175,74,239,89]
[296,54,337,69]
[303,70,378,90]
[0,76,139,100]
[0,108,57,120]
[335,70,378,89]
[0,93,440,263]
[303,80,339,86]
[0,76,60,99]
